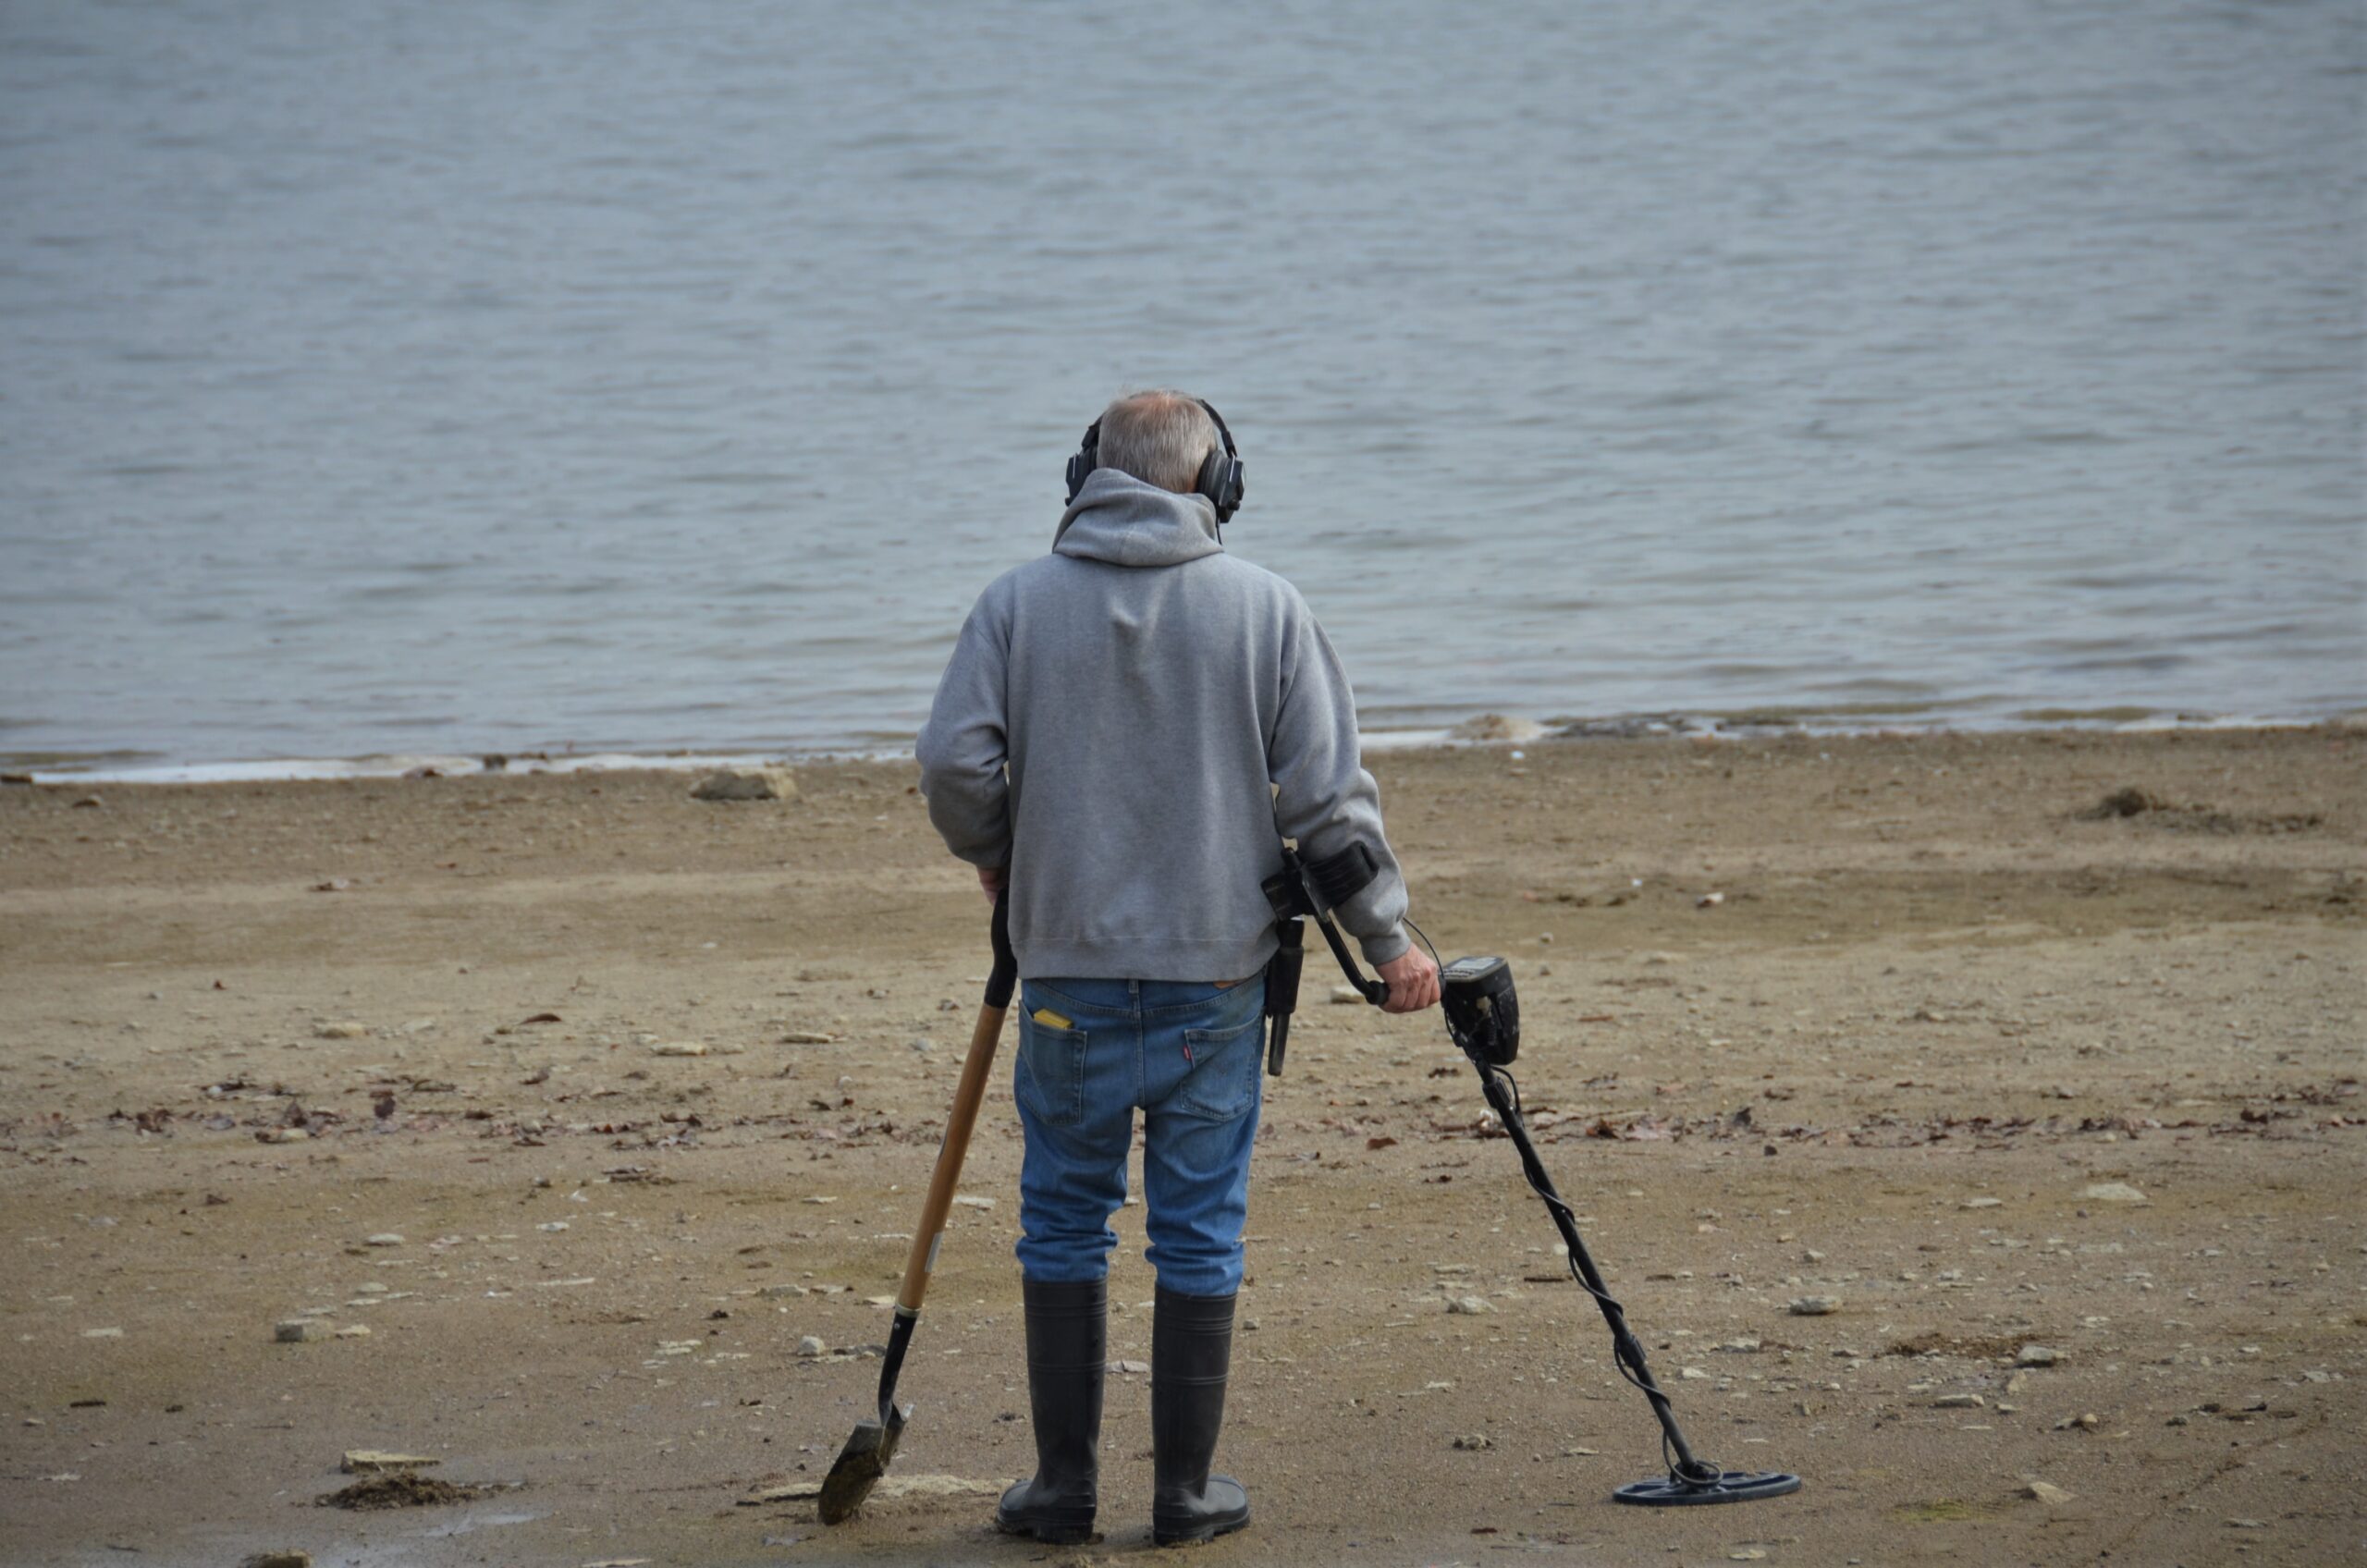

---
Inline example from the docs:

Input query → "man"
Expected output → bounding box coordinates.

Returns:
[916,389,1438,1547]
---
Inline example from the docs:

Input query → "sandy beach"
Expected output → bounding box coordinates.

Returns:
[1,725,2359,1567]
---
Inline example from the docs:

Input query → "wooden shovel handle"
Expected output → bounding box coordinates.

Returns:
[895,893,1017,1314]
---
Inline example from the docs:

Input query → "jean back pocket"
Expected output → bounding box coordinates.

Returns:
[1170,1012,1265,1122]
[1015,1011,1088,1128]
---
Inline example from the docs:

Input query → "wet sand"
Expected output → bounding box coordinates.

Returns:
[0,726,2360,1567]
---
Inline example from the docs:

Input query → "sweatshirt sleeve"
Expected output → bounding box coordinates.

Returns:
[1268,601,1411,966]
[914,590,1012,869]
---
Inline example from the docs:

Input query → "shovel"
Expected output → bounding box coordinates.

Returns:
[817,890,1017,1524]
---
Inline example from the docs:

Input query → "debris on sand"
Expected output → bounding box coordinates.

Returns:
[342,1451,440,1473]
[317,1473,512,1510]
[2017,1345,2064,1367]
[2025,1481,2076,1505]
[2080,787,2169,819]
[739,1474,1000,1505]
[691,767,798,803]
[1451,1433,1493,1451]
[2080,1182,2148,1204]
[1787,1296,1842,1316]
[275,1319,329,1343]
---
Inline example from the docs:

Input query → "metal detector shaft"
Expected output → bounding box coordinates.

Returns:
[1469,1060,1707,1476]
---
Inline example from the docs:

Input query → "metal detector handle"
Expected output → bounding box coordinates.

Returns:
[1311,910,1388,1007]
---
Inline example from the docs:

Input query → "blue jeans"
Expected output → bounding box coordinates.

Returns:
[1012,971,1268,1297]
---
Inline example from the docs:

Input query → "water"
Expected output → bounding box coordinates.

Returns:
[4,0,2361,773]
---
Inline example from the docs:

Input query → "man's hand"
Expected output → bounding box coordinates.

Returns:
[1376,945,1441,1014]
[976,864,1008,906]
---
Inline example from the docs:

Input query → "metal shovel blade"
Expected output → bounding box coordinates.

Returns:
[816,1403,907,1524]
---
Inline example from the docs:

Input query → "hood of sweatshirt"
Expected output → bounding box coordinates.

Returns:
[1051,468,1223,568]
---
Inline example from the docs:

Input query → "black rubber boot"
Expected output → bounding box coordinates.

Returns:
[996,1276,1105,1544]
[1151,1284,1251,1546]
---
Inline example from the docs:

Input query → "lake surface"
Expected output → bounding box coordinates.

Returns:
[3,0,2361,773]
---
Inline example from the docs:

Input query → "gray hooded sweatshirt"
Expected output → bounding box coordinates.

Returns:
[915,467,1410,982]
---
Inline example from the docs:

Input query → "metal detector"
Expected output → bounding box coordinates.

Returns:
[1268,854,1803,1507]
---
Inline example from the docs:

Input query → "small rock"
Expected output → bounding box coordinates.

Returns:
[1451,1433,1492,1451]
[314,1022,368,1040]
[1330,985,1365,1004]
[650,1040,707,1057]
[342,1451,439,1473]
[691,767,798,803]
[1679,1366,1711,1380]
[1109,1359,1149,1375]
[1696,892,1724,908]
[334,1325,370,1339]
[2080,1182,2148,1204]
[364,1232,404,1247]
[275,1319,329,1343]
[2226,1518,2266,1529]
[796,1335,828,1357]
[781,1030,835,1044]
[758,1284,803,1298]
[239,1553,313,1568]
[1448,1295,1495,1315]
[1730,1552,1767,1562]
[1933,1393,1985,1409]
[1451,714,1545,742]
[951,1194,995,1210]
[1788,1296,1842,1316]
[255,1127,308,1145]
[2017,1345,2062,1367]
[1961,1196,2003,1209]
[2025,1481,2075,1505]
[80,1327,122,1340]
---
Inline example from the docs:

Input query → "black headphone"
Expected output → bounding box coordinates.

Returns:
[1064,398,1246,525]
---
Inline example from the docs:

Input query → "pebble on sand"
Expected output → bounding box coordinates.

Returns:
[2025,1481,2075,1505]
[2080,1182,2148,1204]
[364,1233,405,1246]
[314,1022,369,1040]
[1787,1296,1842,1316]
[239,1553,312,1568]
[275,1319,330,1343]
[650,1040,708,1057]
[2017,1344,2063,1367]
[1448,1295,1495,1315]
[796,1335,828,1357]
[690,768,798,803]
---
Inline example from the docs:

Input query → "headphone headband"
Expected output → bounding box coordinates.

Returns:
[1064,397,1246,526]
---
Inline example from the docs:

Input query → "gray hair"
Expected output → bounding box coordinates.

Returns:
[1093,389,1220,495]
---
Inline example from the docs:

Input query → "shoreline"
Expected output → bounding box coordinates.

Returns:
[6,708,2358,787]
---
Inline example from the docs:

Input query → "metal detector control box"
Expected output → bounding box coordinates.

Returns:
[1440,954,1519,1067]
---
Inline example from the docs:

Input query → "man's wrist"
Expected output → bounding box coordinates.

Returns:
[1359,925,1411,967]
